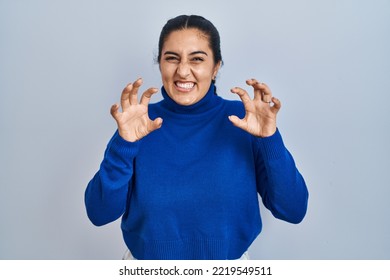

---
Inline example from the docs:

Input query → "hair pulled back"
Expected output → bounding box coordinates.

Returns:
[157,15,223,67]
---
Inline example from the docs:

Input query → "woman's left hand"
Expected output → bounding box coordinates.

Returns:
[229,79,281,138]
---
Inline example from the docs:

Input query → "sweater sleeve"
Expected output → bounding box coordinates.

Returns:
[254,129,309,224]
[84,131,140,226]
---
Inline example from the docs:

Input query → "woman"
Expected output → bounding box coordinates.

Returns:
[85,15,308,260]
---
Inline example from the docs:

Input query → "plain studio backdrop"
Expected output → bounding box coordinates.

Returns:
[1,0,389,259]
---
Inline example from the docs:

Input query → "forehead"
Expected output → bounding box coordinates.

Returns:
[162,28,211,52]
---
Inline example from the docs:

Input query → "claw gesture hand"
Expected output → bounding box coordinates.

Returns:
[229,79,281,138]
[110,78,163,142]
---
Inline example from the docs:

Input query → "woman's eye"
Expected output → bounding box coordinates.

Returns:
[191,57,204,62]
[165,56,179,62]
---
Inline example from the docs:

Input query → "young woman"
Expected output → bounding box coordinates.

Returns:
[85,15,308,260]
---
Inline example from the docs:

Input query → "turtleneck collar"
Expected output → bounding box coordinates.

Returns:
[161,84,220,115]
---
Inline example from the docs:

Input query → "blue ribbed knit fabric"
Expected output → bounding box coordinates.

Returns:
[85,84,308,260]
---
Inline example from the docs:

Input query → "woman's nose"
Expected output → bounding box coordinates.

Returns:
[176,61,190,78]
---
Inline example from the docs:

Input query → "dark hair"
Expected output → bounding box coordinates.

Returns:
[157,15,223,67]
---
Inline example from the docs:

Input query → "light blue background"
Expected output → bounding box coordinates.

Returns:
[1,0,389,259]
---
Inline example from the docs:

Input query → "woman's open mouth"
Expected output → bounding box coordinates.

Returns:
[175,82,195,91]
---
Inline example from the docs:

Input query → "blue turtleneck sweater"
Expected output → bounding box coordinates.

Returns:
[85,85,308,260]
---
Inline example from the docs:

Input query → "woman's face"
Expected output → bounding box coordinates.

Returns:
[160,28,221,106]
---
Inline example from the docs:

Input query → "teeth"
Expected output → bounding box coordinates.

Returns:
[176,82,195,89]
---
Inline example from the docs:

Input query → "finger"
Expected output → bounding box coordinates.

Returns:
[246,78,262,87]
[120,83,133,111]
[140,87,159,106]
[230,87,253,108]
[228,115,247,130]
[246,78,268,90]
[246,79,272,103]
[148,117,163,132]
[129,78,143,105]
[246,79,261,101]
[260,82,273,103]
[246,79,269,92]
[270,97,282,114]
[110,103,120,120]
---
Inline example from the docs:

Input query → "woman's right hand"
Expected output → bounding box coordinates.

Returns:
[110,78,163,142]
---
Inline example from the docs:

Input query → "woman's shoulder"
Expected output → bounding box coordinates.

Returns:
[147,101,164,119]
[219,97,245,117]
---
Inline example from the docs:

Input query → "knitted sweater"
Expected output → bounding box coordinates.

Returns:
[85,85,308,260]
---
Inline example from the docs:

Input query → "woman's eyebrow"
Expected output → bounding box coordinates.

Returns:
[163,51,179,56]
[163,51,208,56]
[189,51,208,56]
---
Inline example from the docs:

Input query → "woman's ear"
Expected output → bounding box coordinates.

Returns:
[213,61,222,80]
